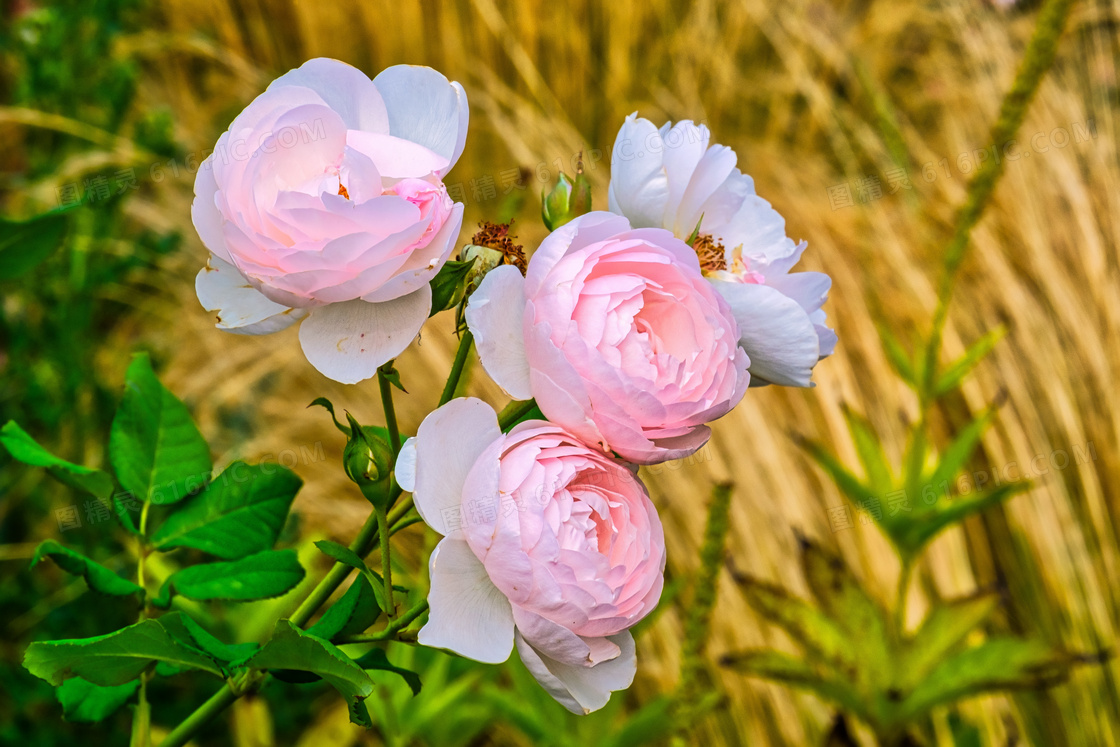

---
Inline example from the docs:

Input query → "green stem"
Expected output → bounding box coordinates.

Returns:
[894,557,914,639]
[439,329,474,406]
[497,398,537,430]
[375,502,395,620]
[337,599,430,644]
[159,686,239,747]
[377,366,402,463]
[674,482,734,736]
[132,500,153,747]
[921,0,1072,394]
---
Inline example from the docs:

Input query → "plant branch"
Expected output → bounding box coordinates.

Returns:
[377,365,402,463]
[440,329,474,406]
[674,482,734,738]
[498,398,537,430]
[921,0,1072,394]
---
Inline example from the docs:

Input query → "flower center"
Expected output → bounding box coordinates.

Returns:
[337,181,350,200]
[692,233,727,273]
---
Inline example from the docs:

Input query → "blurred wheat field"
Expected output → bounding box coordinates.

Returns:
[84,0,1120,743]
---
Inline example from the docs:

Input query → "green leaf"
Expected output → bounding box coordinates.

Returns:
[1,421,114,501]
[354,647,422,696]
[878,326,915,386]
[721,650,866,718]
[734,575,858,677]
[935,326,1006,397]
[841,404,893,491]
[898,593,999,689]
[150,462,302,559]
[927,405,998,490]
[308,575,381,641]
[429,257,476,316]
[379,364,407,393]
[800,540,892,691]
[900,482,1030,551]
[24,619,223,686]
[109,353,212,506]
[153,549,305,606]
[899,637,1073,721]
[246,620,374,727]
[0,210,68,279]
[309,397,350,435]
[31,540,143,597]
[796,436,878,505]
[155,612,258,667]
[314,540,393,611]
[56,677,139,723]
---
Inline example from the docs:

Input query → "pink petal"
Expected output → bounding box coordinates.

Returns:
[373,65,469,173]
[268,57,390,133]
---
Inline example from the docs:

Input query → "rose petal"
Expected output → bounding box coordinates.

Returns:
[195,255,307,334]
[419,537,515,664]
[515,630,636,715]
[465,265,533,400]
[412,397,501,535]
[268,57,390,133]
[711,279,821,387]
[373,65,469,173]
[297,285,431,384]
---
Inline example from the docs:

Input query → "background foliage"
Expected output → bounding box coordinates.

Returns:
[1,0,1117,744]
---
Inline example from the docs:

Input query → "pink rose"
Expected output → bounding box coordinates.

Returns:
[465,212,749,464]
[192,58,468,384]
[395,398,666,714]
[609,115,836,387]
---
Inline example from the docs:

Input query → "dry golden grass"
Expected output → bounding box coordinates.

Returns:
[91,0,1120,743]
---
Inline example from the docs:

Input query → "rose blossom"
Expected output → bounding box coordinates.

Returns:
[465,212,749,465]
[608,114,837,387]
[192,58,468,384]
[395,397,665,714]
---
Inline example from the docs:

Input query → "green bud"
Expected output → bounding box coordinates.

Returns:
[428,257,477,317]
[342,412,393,507]
[542,167,592,232]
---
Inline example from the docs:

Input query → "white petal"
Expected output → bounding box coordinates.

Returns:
[419,537,514,664]
[297,285,431,384]
[674,143,737,236]
[657,120,709,226]
[412,397,501,535]
[195,255,307,335]
[373,66,469,173]
[515,630,637,715]
[711,279,821,388]
[269,57,389,133]
[465,266,532,400]
[395,437,417,493]
[712,193,802,273]
[607,114,669,228]
[765,271,831,314]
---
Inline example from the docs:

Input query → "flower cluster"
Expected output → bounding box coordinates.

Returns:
[192,58,835,714]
